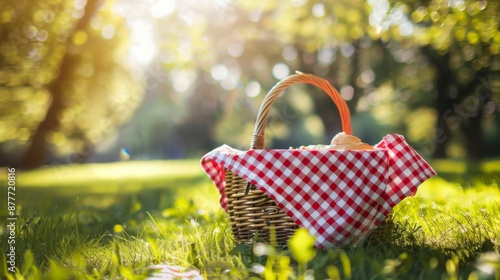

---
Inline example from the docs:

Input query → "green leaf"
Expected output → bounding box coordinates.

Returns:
[339,251,352,280]
[113,242,122,266]
[327,265,341,280]
[229,244,251,256]
[0,248,15,280]
[146,235,160,263]
[0,248,8,278]
[119,265,135,280]
[46,259,70,279]
[21,249,34,276]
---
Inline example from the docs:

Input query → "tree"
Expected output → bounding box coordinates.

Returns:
[78,0,500,160]
[0,0,142,168]
[147,0,394,149]
[387,0,500,160]
[2,0,498,165]
[18,0,102,168]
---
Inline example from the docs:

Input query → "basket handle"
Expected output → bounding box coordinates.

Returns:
[250,71,352,149]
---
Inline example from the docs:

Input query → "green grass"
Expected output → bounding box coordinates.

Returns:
[1,160,500,279]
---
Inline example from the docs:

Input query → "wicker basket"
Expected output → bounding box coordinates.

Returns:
[225,72,392,246]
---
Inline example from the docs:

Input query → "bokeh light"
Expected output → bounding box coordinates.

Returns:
[272,63,290,80]
[211,64,228,81]
[227,43,244,57]
[0,0,498,166]
[340,85,354,101]
[128,19,157,66]
[120,148,131,161]
[245,81,261,97]
[282,46,298,61]
[114,224,124,233]
[150,0,176,18]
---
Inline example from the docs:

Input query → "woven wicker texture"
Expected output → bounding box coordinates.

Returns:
[225,170,297,246]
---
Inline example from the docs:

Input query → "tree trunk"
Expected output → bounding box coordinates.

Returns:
[18,0,102,169]
[457,71,490,162]
[424,46,489,161]
[463,115,483,160]
[432,69,453,159]
[422,46,453,159]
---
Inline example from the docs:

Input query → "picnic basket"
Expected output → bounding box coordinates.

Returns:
[225,72,393,246]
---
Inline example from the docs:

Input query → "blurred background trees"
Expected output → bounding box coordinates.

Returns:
[0,0,498,168]
[0,0,142,167]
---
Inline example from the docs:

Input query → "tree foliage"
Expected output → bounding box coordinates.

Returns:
[385,0,500,160]
[0,0,142,167]
[0,0,499,166]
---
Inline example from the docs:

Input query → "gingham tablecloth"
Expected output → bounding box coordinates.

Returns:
[147,264,203,279]
[201,134,436,248]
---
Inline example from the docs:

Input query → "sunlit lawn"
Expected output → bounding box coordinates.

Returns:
[1,160,499,279]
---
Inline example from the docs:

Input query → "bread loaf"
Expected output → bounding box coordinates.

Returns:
[292,132,374,150]
[329,132,375,150]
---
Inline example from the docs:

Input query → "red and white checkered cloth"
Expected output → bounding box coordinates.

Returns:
[147,264,203,279]
[201,134,436,248]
